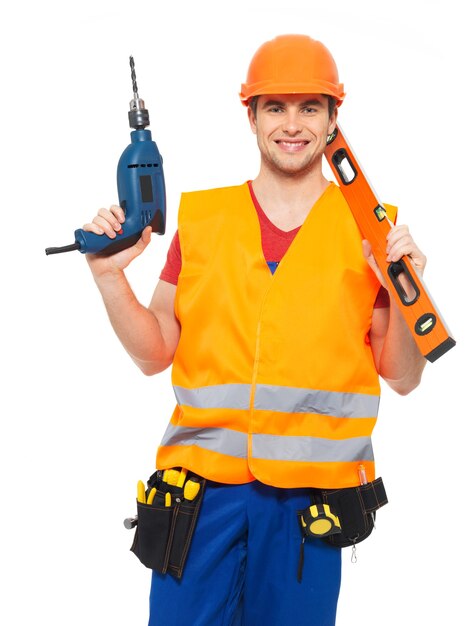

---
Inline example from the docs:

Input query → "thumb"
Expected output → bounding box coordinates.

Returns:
[132,225,152,255]
[113,225,152,269]
[362,239,387,288]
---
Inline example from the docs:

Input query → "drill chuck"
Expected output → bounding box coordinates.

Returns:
[128,102,150,130]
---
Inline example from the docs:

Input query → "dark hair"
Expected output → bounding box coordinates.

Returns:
[249,96,260,117]
[249,95,337,118]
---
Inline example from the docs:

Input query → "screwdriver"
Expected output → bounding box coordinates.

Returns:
[163,469,180,486]
[184,479,201,501]
[137,480,146,504]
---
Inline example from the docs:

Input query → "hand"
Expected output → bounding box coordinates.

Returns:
[83,205,152,278]
[362,224,427,288]
[83,204,126,240]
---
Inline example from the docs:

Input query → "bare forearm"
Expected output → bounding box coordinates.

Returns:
[378,301,426,395]
[364,225,428,395]
[93,270,173,374]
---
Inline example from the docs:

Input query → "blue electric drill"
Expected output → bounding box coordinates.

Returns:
[45,56,166,256]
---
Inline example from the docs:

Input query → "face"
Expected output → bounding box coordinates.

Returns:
[248,93,337,177]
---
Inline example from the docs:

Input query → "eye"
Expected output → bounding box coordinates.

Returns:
[267,106,284,113]
[302,106,318,114]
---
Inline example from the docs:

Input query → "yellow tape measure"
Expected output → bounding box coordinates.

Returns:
[299,503,342,539]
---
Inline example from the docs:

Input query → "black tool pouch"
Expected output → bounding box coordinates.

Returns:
[297,477,388,581]
[129,470,206,579]
[314,477,388,548]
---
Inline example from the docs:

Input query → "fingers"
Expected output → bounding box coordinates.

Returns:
[386,225,410,262]
[83,205,125,238]
[386,225,427,274]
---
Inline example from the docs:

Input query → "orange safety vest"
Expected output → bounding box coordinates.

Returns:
[157,182,396,488]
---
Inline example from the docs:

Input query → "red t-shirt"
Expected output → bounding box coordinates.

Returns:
[160,181,390,308]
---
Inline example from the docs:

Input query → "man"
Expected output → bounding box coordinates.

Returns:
[84,35,426,626]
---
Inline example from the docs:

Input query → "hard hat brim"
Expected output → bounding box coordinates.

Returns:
[240,80,345,107]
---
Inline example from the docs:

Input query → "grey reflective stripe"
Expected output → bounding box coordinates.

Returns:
[161,423,248,459]
[251,433,374,463]
[174,384,251,410]
[174,383,378,417]
[161,424,373,463]
[254,384,379,418]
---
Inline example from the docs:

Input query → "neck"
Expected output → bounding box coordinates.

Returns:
[251,164,331,231]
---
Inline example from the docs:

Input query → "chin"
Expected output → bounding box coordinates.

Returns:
[273,159,316,177]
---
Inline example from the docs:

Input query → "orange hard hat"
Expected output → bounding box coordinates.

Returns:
[240,34,345,107]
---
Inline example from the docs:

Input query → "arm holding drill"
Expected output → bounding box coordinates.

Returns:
[84,209,180,375]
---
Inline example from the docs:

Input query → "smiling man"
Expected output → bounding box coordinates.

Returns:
[251,95,335,175]
[84,35,427,626]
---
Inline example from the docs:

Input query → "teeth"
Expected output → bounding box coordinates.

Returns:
[278,141,306,147]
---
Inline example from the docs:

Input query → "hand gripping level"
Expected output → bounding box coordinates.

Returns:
[325,126,455,363]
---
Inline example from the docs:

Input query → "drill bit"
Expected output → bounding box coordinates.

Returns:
[130,56,139,99]
[128,55,150,129]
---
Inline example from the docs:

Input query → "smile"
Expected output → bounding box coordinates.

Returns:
[275,140,309,152]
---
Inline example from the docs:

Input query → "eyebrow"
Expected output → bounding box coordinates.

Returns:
[300,98,324,107]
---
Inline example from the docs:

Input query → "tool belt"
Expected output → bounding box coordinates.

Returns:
[297,477,388,580]
[308,477,388,547]
[125,468,206,579]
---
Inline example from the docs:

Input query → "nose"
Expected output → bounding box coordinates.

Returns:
[282,108,302,135]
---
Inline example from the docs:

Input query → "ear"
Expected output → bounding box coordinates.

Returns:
[328,107,338,136]
[247,106,257,135]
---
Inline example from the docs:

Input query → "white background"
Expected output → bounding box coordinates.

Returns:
[1,1,470,624]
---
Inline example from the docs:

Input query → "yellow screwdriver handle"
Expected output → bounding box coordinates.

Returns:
[177,468,188,488]
[184,480,201,501]
[137,480,146,504]
[147,487,157,505]
[164,469,180,486]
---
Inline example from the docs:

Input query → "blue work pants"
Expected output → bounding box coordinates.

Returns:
[149,480,341,625]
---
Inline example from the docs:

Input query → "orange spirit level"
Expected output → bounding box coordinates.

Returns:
[325,125,455,363]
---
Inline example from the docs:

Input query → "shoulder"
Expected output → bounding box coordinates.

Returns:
[328,182,398,223]
[178,183,251,223]
[181,182,249,202]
